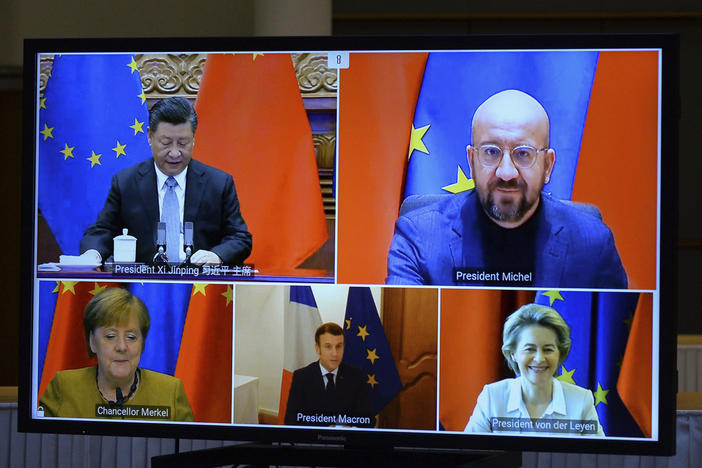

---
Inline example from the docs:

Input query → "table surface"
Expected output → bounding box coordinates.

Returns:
[678,334,702,345]
[677,392,702,410]
[0,387,17,403]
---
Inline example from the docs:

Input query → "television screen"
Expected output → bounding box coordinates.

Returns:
[19,34,677,456]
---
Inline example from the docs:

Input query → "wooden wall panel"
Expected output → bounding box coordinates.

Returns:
[380,288,438,430]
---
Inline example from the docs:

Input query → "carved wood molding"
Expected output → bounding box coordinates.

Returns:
[319,168,335,219]
[138,54,206,97]
[39,53,337,99]
[403,352,438,371]
[313,134,336,170]
[399,353,437,389]
[400,372,438,393]
[39,56,54,95]
[292,53,338,97]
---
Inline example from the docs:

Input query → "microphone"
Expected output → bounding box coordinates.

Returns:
[152,222,168,264]
[183,221,194,264]
[115,387,124,407]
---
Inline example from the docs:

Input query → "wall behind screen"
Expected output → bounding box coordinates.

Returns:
[0,0,256,66]
[0,89,21,386]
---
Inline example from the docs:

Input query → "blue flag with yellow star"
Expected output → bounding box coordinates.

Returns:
[535,290,644,437]
[343,287,403,415]
[38,54,151,257]
[127,282,191,375]
[405,51,598,200]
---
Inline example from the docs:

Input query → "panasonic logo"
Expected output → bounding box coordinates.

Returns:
[317,434,346,442]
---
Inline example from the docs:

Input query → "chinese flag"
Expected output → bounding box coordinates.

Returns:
[277,286,322,424]
[337,53,428,284]
[38,282,116,400]
[617,293,653,437]
[175,284,233,423]
[440,289,533,431]
[573,51,659,289]
[194,53,327,273]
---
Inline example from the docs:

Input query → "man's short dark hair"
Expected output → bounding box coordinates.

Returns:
[315,322,344,345]
[149,96,198,133]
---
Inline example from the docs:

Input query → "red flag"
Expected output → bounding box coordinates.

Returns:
[440,289,504,431]
[193,53,327,273]
[175,284,233,423]
[440,289,535,431]
[573,51,659,289]
[277,286,322,424]
[38,281,115,400]
[337,53,428,284]
[617,293,653,437]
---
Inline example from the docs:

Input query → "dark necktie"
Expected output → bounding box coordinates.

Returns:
[325,372,335,394]
[162,176,180,262]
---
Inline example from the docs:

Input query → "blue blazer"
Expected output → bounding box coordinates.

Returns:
[80,158,252,265]
[386,191,627,289]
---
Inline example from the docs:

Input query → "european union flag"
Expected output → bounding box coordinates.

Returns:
[127,282,192,375]
[405,51,598,201]
[343,287,402,415]
[38,54,151,256]
[535,290,644,436]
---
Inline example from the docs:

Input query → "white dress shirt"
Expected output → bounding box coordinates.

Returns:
[318,363,339,388]
[464,377,605,437]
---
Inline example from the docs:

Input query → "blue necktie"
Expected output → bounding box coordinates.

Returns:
[162,176,180,263]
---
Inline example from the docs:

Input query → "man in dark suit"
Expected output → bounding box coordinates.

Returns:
[386,89,627,288]
[284,323,374,427]
[80,97,252,266]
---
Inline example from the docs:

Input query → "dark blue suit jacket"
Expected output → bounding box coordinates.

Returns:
[284,361,374,427]
[80,158,252,265]
[386,191,627,289]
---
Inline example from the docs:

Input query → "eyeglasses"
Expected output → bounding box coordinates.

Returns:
[475,144,548,169]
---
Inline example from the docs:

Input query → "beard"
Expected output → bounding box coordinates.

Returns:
[479,179,537,224]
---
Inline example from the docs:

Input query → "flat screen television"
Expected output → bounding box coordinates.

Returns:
[19,34,678,459]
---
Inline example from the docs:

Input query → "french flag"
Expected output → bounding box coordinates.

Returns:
[277,286,322,424]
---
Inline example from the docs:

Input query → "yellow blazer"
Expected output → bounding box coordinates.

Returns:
[39,366,194,421]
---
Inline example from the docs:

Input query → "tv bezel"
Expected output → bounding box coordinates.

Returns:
[19,33,678,456]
